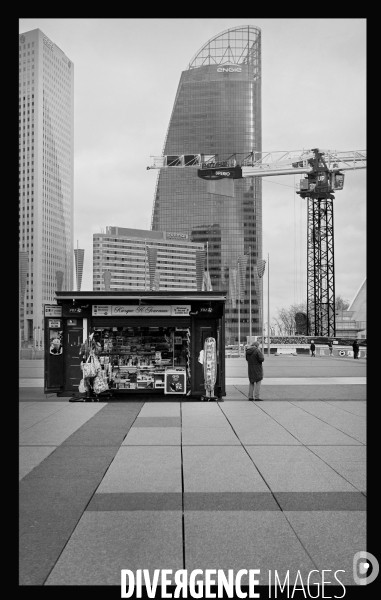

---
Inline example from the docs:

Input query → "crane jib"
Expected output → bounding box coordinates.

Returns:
[197,166,243,180]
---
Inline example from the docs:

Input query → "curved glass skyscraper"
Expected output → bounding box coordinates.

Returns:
[151,25,262,342]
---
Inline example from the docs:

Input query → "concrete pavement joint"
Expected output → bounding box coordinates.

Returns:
[253,401,366,495]
[19,403,71,432]
[233,385,248,398]
[180,403,186,570]
[303,445,366,497]
[323,399,366,416]
[215,401,320,572]
[288,400,366,445]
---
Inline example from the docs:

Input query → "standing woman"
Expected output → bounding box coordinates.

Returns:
[79,331,102,401]
[245,341,264,401]
[310,340,316,357]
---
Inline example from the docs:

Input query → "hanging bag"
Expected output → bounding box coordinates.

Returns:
[78,379,87,393]
[93,374,108,395]
[82,355,97,378]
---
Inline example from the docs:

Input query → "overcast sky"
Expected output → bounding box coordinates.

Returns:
[19,18,366,321]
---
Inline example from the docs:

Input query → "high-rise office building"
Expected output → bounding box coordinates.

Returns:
[19,29,74,343]
[151,25,262,342]
[93,227,205,292]
[74,247,85,291]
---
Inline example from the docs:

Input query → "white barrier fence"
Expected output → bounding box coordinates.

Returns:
[226,345,367,358]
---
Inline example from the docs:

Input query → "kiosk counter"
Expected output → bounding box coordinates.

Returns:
[44,291,226,400]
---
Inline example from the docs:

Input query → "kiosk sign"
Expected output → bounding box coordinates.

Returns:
[165,371,186,394]
[48,319,61,328]
[45,305,62,317]
[92,305,191,316]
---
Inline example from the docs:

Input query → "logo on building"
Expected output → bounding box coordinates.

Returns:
[217,67,242,72]
[216,171,231,177]
[20,35,26,44]
[166,232,189,240]
[43,36,54,52]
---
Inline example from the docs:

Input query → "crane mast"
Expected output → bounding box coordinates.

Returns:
[148,148,366,337]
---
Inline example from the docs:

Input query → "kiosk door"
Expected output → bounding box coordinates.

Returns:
[44,318,64,392]
[193,321,217,395]
[64,319,84,392]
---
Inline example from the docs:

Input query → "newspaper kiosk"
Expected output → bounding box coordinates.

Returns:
[44,291,226,400]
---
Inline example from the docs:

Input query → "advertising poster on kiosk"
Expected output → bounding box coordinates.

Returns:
[202,337,217,401]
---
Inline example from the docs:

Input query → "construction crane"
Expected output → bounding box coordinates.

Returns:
[147,148,366,337]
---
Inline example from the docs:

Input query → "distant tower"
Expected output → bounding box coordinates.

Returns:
[74,244,85,291]
[19,29,74,333]
[151,25,262,342]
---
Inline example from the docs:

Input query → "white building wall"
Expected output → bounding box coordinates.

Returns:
[93,232,204,292]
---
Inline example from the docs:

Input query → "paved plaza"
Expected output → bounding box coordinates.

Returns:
[19,355,367,589]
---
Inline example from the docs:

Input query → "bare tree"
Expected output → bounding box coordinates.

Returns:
[272,316,285,336]
[275,297,349,336]
[335,296,350,310]
[276,302,307,335]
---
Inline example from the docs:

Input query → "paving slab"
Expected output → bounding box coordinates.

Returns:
[97,446,182,492]
[61,403,143,446]
[19,403,69,431]
[122,427,181,445]
[307,445,367,462]
[181,403,225,415]
[45,511,183,585]
[274,492,366,511]
[324,400,366,416]
[284,511,366,586]
[290,401,366,443]
[219,401,258,415]
[184,512,316,584]
[19,367,44,378]
[181,415,231,428]
[19,445,121,585]
[138,402,181,416]
[231,418,302,445]
[258,404,363,445]
[307,446,366,493]
[181,427,240,445]
[19,404,142,585]
[184,492,279,511]
[19,403,106,445]
[19,388,61,401]
[183,446,270,492]
[224,385,248,399]
[227,377,366,385]
[19,401,68,412]
[233,384,366,401]
[87,493,182,511]
[134,416,181,427]
[246,446,359,492]
[19,446,57,480]
[20,378,45,387]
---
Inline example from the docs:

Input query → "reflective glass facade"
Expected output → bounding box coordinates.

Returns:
[151,26,262,342]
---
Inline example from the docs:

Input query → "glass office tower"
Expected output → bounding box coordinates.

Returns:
[19,29,74,343]
[151,25,262,343]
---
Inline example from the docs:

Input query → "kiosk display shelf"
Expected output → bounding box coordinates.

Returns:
[90,326,188,393]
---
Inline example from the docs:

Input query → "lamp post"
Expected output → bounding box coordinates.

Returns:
[144,240,147,291]
[267,252,270,356]
[261,274,264,353]
[237,259,240,356]
[249,246,252,343]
